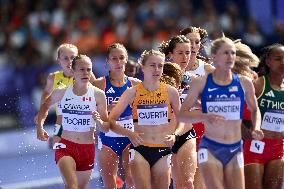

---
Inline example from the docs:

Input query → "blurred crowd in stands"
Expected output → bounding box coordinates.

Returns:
[0,0,283,129]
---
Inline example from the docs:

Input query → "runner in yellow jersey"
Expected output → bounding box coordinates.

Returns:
[109,50,180,189]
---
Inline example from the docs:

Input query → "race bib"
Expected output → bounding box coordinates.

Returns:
[105,116,134,137]
[249,140,265,154]
[198,148,208,164]
[137,104,168,125]
[129,149,135,162]
[206,98,241,120]
[53,143,66,150]
[261,109,284,132]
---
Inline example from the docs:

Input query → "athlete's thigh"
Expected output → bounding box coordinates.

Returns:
[151,154,172,189]
[57,156,77,185]
[198,148,224,189]
[129,149,151,189]
[122,146,134,187]
[224,152,245,189]
[171,154,181,187]
[244,163,264,189]
[176,139,197,180]
[264,159,284,189]
[76,170,92,189]
[98,146,119,175]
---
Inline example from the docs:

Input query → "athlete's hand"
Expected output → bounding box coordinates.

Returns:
[164,134,176,147]
[128,131,143,147]
[92,111,102,124]
[252,129,264,140]
[37,127,49,141]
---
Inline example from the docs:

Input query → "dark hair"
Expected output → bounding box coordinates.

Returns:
[180,26,208,45]
[158,35,190,56]
[258,43,283,76]
[71,54,91,69]
[160,62,182,89]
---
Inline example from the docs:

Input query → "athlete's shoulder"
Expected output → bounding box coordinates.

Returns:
[128,77,141,85]
[91,77,106,90]
[204,63,215,73]
[253,76,265,97]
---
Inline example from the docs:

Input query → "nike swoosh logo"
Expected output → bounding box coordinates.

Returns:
[208,88,218,92]
[89,163,94,167]
[230,148,239,153]
[65,98,72,101]
[158,149,165,153]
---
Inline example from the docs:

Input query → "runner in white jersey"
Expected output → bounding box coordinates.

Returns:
[37,54,108,189]
[181,26,215,189]
[159,35,197,189]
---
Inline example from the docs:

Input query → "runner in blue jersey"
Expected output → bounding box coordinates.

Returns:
[178,36,263,189]
[92,43,140,189]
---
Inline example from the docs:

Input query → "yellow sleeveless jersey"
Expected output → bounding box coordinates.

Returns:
[53,71,73,90]
[52,71,73,115]
[132,82,173,125]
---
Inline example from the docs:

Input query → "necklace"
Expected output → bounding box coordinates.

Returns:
[110,75,125,87]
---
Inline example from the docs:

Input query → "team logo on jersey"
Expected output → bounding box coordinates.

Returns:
[106,87,115,94]
[157,92,161,98]
[229,86,238,92]
[265,90,275,97]
[208,88,218,92]
[82,97,92,101]
[57,79,63,86]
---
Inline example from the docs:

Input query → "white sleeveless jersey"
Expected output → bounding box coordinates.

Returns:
[58,85,97,132]
[180,60,207,104]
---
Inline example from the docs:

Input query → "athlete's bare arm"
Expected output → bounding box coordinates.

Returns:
[37,89,66,141]
[240,76,263,140]
[93,87,109,133]
[109,86,143,146]
[41,73,56,104]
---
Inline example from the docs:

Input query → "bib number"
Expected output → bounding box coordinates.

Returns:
[249,140,265,154]
[129,149,135,162]
[198,148,208,164]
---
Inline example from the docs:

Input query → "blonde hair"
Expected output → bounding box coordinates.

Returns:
[233,40,259,78]
[138,49,165,65]
[211,37,235,54]
[56,43,78,59]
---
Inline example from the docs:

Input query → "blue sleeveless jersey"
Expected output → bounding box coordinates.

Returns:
[201,73,245,120]
[105,76,132,118]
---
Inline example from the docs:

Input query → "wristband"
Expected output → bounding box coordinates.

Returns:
[172,133,180,142]
[54,124,63,137]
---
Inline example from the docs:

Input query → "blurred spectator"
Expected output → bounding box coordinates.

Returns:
[125,58,140,78]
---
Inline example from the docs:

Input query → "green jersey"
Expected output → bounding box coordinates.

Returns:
[257,75,284,132]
